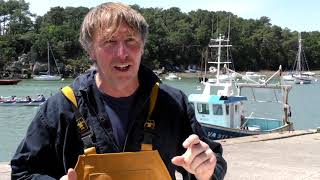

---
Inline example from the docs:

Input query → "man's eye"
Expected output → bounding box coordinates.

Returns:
[102,40,116,46]
[105,40,116,44]
[126,38,138,44]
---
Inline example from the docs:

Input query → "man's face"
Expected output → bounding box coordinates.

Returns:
[90,23,144,86]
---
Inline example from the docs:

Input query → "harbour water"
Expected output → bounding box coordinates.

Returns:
[1,77,320,161]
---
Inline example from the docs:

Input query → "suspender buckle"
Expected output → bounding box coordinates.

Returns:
[81,132,95,149]
[144,119,155,129]
[76,116,89,133]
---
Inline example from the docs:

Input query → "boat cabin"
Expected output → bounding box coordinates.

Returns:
[188,94,247,128]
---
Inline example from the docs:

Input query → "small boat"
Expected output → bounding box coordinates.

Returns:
[243,72,266,82]
[0,95,46,106]
[164,73,181,80]
[33,75,62,81]
[0,100,45,106]
[0,79,21,85]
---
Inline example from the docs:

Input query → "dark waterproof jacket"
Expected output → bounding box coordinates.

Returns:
[11,65,227,180]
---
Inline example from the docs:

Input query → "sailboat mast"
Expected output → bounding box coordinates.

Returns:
[47,41,50,75]
[297,32,302,75]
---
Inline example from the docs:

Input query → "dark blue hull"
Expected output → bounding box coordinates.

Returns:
[200,122,293,140]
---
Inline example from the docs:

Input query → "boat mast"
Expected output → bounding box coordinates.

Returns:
[204,49,208,80]
[47,41,50,75]
[226,15,231,65]
[209,34,231,84]
[49,43,61,75]
[297,32,302,75]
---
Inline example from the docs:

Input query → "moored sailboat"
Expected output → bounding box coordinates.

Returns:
[283,32,314,84]
[33,42,62,81]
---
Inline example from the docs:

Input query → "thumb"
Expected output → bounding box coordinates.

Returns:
[171,156,185,167]
[67,168,77,180]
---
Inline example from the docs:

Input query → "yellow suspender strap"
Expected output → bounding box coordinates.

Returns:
[142,82,160,151]
[147,82,160,121]
[61,86,95,150]
[61,86,78,108]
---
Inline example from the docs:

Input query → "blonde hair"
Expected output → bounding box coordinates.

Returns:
[79,2,148,54]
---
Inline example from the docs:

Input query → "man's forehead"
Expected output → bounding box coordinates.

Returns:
[101,24,137,38]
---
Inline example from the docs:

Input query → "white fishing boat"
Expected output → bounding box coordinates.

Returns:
[33,42,62,81]
[189,34,293,140]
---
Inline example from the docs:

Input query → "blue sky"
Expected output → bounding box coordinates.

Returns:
[25,0,320,32]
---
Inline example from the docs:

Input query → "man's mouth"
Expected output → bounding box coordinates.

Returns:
[114,64,130,72]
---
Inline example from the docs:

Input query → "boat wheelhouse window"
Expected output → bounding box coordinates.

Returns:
[212,104,223,115]
[235,104,238,112]
[197,103,209,114]
[226,104,229,115]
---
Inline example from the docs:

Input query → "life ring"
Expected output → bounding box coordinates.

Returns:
[209,66,216,73]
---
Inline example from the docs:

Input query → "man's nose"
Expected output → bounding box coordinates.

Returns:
[116,41,128,61]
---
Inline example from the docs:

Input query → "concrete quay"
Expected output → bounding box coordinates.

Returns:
[1,129,319,180]
[0,162,10,180]
[218,129,320,180]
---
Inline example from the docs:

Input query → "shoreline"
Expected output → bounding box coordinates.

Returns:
[167,70,320,78]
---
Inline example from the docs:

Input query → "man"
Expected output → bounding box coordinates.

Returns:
[11,2,227,180]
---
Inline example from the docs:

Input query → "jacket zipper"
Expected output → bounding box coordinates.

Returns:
[81,89,120,152]
[122,92,151,152]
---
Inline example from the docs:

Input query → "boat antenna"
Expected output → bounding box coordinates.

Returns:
[227,15,231,66]
[211,17,214,38]
[216,15,219,37]
[227,15,231,41]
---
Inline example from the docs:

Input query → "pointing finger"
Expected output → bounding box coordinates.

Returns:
[183,134,200,148]
[171,156,185,167]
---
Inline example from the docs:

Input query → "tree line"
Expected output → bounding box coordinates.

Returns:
[1,0,320,77]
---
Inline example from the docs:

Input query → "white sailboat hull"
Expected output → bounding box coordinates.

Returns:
[283,74,295,81]
[33,75,62,81]
[294,75,312,84]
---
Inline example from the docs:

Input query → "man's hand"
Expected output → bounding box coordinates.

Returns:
[60,168,77,180]
[171,134,216,180]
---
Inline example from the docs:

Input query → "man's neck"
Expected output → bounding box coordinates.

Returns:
[95,73,139,98]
